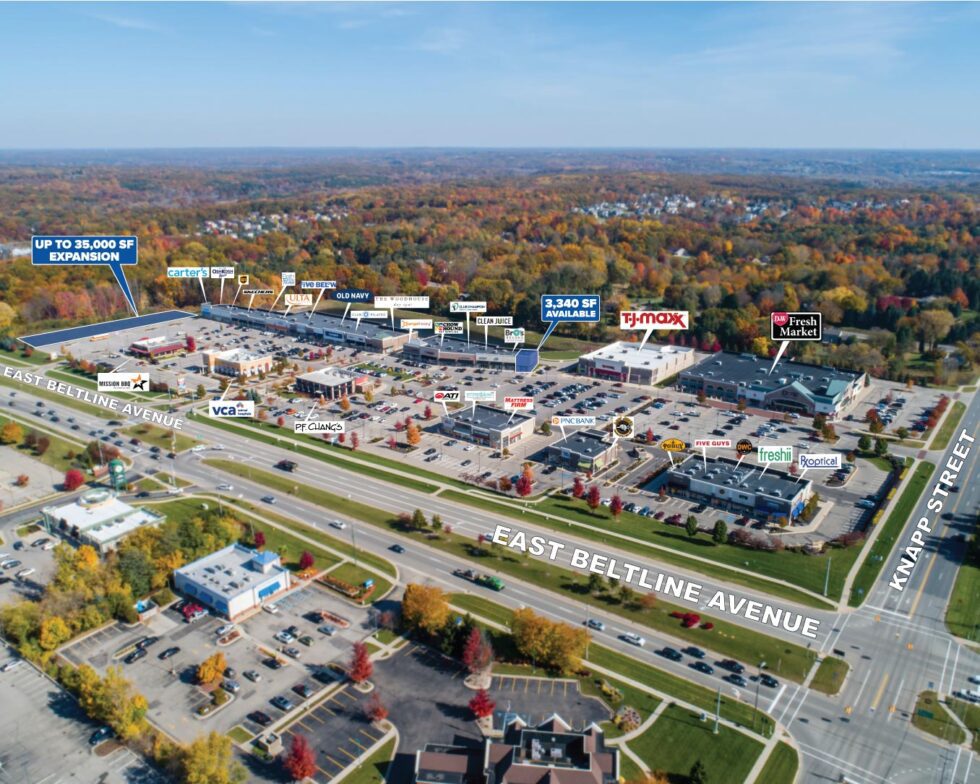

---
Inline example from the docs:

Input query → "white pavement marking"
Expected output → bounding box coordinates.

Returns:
[766,683,787,713]
[797,743,888,784]
[946,644,962,697]
[852,667,874,709]
[939,639,953,697]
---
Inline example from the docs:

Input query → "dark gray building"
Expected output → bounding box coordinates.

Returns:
[544,430,617,473]
[441,404,535,447]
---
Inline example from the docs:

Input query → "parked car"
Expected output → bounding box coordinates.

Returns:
[265,658,284,670]
[243,669,262,683]
[248,711,272,727]
[124,648,147,664]
[318,624,338,636]
[216,624,236,637]
[284,647,301,659]
[222,679,241,694]
[89,727,113,746]
[263,603,280,614]
[292,683,315,699]
[270,696,294,712]
[158,647,181,660]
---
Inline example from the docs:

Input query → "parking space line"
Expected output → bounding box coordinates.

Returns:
[306,710,326,723]
[359,728,379,742]
[297,719,317,732]
[324,755,345,770]
[338,747,358,761]
[350,737,368,751]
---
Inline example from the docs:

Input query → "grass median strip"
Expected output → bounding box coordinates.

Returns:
[946,525,979,640]
[122,422,200,452]
[848,461,935,607]
[948,697,980,753]
[912,691,966,745]
[201,410,838,609]
[206,457,817,682]
[931,401,967,451]
[339,736,396,784]
[810,656,849,695]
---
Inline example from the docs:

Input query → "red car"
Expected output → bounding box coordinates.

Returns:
[181,602,205,622]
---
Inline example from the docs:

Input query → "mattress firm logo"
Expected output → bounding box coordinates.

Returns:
[757,445,793,464]
[98,372,149,392]
[770,312,822,341]
[208,400,255,418]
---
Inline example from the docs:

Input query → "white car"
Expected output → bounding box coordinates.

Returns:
[216,624,236,637]
[968,675,980,685]
[41,541,56,551]
[217,484,234,491]
[623,633,646,647]
[190,445,207,452]
[330,520,347,530]
[211,444,225,451]
[275,631,296,644]
[16,568,35,579]
[262,603,280,615]
[1,660,23,672]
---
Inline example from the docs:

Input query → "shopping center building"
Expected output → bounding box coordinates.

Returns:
[440,404,535,448]
[578,342,697,385]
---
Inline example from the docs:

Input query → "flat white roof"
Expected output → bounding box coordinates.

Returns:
[43,491,165,543]
[205,348,271,363]
[131,335,177,348]
[297,367,358,386]
[176,543,286,600]
[580,341,695,370]
[83,508,166,544]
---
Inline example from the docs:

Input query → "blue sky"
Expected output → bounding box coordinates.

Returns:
[2,1,978,149]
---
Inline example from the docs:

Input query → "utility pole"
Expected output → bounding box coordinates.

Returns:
[713,686,721,734]
[824,556,832,597]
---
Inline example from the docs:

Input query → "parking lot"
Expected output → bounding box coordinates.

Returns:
[0,646,164,784]
[60,584,374,744]
[0,522,58,603]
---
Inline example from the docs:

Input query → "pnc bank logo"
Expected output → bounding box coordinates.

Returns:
[208,400,255,418]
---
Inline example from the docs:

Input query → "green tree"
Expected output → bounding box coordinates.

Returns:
[874,437,888,456]
[587,573,604,595]
[410,508,427,530]
[117,549,154,598]
[685,516,699,538]
[712,520,728,545]
[689,759,708,784]
[857,434,872,453]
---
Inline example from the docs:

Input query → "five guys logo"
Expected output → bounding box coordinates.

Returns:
[620,310,689,330]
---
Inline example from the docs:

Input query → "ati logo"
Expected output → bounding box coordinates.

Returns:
[620,310,689,330]
[434,390,461,402]
[612,416,635,439]
[771,312,790,327]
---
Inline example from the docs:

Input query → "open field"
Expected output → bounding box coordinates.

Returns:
[931,400,967,450]
[948,697,980,753]
[204,457,817,682]
[628,704,763,783]
[0,412,87,474]
[327,560,394,601]
[756,741,800,784]
[946,530,980,641]
[911,691,965,745]
[810,656,849,696]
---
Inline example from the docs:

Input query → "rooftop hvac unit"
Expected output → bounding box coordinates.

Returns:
[773,490,782,497]
[778,377,788,384]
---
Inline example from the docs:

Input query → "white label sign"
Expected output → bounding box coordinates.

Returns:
[464,390,496,403]
[504,328,525,344]
[400,319,433,330]
[374,296,430,309]
[294,420,345,434]
[620,310,689,330]
[503,396,534,411]
[799,453,842,470]
[301,280,337,290]
[97,372,151,392]
[434,389,461,403]
[450,301,487,313]
[208,400,255,418]
[434,322,464,335]
[281,272,296,287]
[694,438,733,449]
[210,266,235,279]
[284,293,314,307]
[475,316,513,326]
[551,415,597,427]
[352,309,389,320]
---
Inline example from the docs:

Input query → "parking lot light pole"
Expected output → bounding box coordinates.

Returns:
[824,556,833,597]
[347,494,359,569]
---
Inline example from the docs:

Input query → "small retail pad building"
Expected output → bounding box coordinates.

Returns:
[173,544,290,620]
[41,489,166,554]
[665,455,813,522]
[440,404,535,448]
[294,366,368,400]
[201,348,273,378]
[544,430,618,473]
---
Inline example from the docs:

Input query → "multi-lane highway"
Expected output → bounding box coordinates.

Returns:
[1,371,977,783]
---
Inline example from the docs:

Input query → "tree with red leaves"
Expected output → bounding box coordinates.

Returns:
[338,433,346,444]
[610,495,624,518]
[349,641,373,683]
[646,428,655,444]
[468,689,495,719]
[365,692,388,723]
[387,436,398,449]
[461,627,494,674]
[586,484,602,512]
[424,405,433,420]
[276,416,286,428]
[63,468,85,492]
[299,551,315,571]
[282,733,317,782]
[351,432,359,451]
[254,531,266,549]
[572,476,585,499]
[515,475,533,497]
[185,335,197,352]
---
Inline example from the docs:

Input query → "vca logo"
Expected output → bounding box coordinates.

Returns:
[208,400,255,418]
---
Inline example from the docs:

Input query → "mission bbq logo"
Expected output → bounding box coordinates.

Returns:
[97,372,149,392]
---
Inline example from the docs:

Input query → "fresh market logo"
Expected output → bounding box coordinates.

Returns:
[97,372,149,392]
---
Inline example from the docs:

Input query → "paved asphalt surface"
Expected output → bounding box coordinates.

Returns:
[2,373,978,784]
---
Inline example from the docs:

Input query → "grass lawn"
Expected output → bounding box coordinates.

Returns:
[617,753,644,782]
[374,628,400,645]
[756,741,799,784]
[327,561,394,601]
[200,403,840,608]
[227,725,253,744]
[205,458,816,682]
[948,697,980,753]
[339,736,396,784]
[931,401,967,451]
[123,423,200,452]
[849,461,935,607]
[225,496,396,579]
[0,345,49,366]
[0,412,87,474]
[587,645,772,733]
[450,593,517,628]
[445,489,844,607]
[912,691,966,745]
[810,657,849,696]
[629,704,763,783]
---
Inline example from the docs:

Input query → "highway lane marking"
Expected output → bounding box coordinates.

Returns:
[950,746,962,784]
[819,611,844,654]
[962,747,973,784]
[869,672,890,712]
[851,667,874,710]
[946,643,961,697]
[939,639,953,696]
[766,683,786,714]
[784,687,809,727]
[775,684,801,725]
[907,550,940,619]
[796,743,888,784]
[886,676,904,720]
